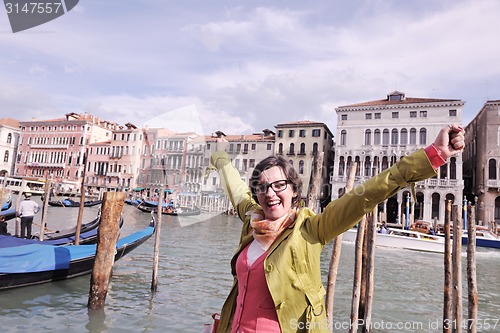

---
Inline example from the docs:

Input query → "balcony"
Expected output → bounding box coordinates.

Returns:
[487,179,500,189]
[106,172,122,177]
[422,178,460,188]
[27,162,66,168]
[29,143,69,149]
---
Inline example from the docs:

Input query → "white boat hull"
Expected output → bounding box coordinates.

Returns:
[342,228,445,254]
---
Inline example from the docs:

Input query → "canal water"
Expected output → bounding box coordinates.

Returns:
[1,195,500,332]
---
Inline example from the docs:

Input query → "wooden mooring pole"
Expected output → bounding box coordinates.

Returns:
[362,209,377,333]
[87,191,125,310]
[38,175,52,241]
[443,200,452,333]
[467,204,478,333]
[151,185,164,291]
[306,152,324,214]
[75,150,88,245]
[349,215,366,333]
[452,205,463,333]
[325,162,357,329]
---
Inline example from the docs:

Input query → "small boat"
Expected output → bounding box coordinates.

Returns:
[163,206,201,216]
[462,227,500,249]
[48,198,102,207]
[342,227,445,253]
[0,217,155,290]
[137,204,201,216]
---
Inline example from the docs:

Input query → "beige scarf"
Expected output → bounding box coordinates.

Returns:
[248,208,297,250]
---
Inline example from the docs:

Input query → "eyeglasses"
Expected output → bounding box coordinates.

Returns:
[254,180,289,195]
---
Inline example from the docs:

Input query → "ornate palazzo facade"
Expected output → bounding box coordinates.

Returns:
[331,91,464,225]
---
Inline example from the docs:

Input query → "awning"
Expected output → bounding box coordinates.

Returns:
[133,187,145,192]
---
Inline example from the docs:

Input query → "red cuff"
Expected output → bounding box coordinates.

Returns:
[424,144,446,169]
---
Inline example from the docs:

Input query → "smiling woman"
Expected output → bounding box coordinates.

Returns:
[208,124,465,333]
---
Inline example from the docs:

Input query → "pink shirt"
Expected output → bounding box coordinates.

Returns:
[232,243,281,333]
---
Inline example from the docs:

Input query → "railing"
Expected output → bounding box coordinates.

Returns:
[331,175,461,188]
[487,179,500,189]
[27,162,66,168]
[29,144,69,149]
[106,172,122,177]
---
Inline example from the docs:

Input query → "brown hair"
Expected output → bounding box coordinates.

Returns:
[249,155,302,205]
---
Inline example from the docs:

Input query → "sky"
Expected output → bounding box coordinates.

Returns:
[1,0,500,137]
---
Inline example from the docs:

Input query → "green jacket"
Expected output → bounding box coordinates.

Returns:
[211,149,437,333]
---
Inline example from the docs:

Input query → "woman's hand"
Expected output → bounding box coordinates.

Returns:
[215,137,229,151]
[432,124,465,159]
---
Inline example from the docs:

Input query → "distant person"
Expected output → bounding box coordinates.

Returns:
[17,192,40,238]
[429,226,436,235]
[379,221,389,234]
[0,216,10,235]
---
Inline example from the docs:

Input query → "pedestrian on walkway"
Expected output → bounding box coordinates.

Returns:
[17,192,40,239]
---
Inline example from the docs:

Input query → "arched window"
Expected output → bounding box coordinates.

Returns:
[3,150,8,163]
[364,156,371,177]
[382,129,390,145]
[381,156,389,171]
[409,128,417,144]
[278,143,283,154]
[299,143,306,155]
[432,193,441,220]
[340,130,347,145]
[289,143,295,155]
[299,160,304,174]
[450,157,456,179]
[7,133,12,144]
[312,142,318,153]
[391,129,398,145]
[419,128,427,145]
[489,159,497,180]
[374,129,381,145]
[365,129,371,145]
[400,128,408,144]
[440,164,447,179]
[338,156,345,176]
[355,156,361,176]
[495,197,500,221]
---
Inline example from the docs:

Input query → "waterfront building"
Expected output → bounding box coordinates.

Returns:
[137,128,202,202]
[275,121,334,210]
[16,113,117,188]
[332,91,464,225]
[0,118,20,177]
[463,100,500,226]
[85,122,145,193]
[202,129,276,212]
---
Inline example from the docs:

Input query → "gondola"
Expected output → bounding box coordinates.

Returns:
[125,198,143,206]
[48,198,102,207]
[0,215,124,247]
[1,200,12,211]
[0,208,16,222]
[0,217,155,290]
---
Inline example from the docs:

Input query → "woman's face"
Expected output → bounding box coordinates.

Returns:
[256,166,297,221]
